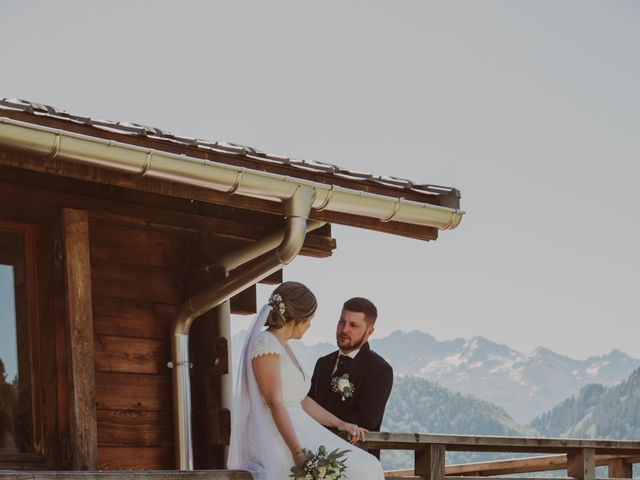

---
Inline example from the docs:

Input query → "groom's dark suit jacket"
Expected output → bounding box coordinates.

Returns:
[308,342,393,456]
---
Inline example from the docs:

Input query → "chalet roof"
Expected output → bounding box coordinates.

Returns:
[0,98,460,208]
[0,97,463,240]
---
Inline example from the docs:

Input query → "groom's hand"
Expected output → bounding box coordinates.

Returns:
[337,421,368,443]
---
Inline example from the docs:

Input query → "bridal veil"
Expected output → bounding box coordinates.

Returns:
[227,304,278,480]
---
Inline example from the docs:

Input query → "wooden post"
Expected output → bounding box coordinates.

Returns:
[62,208,98,469]
[608,459,632,478]
[568,448,596,480]
[188,240,230,469]
[415,444,445,480]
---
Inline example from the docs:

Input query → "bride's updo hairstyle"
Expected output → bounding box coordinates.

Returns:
[265,281,317,329]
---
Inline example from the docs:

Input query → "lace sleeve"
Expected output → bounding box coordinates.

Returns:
[251,332,281,359]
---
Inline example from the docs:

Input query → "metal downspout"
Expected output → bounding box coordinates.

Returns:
[214,220,326,272]
[212,220,325,463]
[170,186,315,470]
[216,219,326,464]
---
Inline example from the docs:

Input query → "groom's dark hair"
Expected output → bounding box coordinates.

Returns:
[343,297,378,326]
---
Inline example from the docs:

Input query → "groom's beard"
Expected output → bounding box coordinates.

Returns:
[337,330,368,352]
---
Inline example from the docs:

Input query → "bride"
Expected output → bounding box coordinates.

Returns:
[227,281,385,479]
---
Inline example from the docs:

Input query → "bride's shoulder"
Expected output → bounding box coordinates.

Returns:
[251,330,282,359]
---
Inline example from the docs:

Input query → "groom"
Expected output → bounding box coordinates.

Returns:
[308,297,393,457]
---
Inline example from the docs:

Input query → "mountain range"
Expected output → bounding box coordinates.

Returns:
[375,331,640,423]
[231,329,640,422]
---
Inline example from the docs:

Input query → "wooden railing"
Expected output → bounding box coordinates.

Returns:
[364,433,640,480]
[1,434,637,480]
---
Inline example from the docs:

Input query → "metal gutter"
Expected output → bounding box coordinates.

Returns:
[171,187,315,470]
[0,117,464,230]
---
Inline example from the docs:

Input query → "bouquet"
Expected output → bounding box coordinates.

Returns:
[289,445,350,480]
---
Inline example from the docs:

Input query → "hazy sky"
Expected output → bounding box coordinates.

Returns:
[1,1,639,359]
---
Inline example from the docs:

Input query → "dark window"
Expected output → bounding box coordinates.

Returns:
[0,227,34,454]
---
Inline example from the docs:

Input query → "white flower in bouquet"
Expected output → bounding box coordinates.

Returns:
[289,445,350,480]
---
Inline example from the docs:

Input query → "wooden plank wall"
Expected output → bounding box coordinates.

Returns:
[90,219,189,470]
[89,217,267,470]
[0,164,335,470]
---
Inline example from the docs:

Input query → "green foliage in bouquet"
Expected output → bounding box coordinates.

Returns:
[289,445,350,480]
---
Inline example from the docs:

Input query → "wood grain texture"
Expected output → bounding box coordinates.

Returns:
[92,297,177,340]
[98,446,174,470]
[96,410,172,447]
[567,449,596,480]
[364,433,640,454]
[414,444,445,480]
[607,459,632,478]
[62,208,98,470]
[445,453,639,476]
[229,284,257,315]
[94,335,169,375]
[188,301,226,468]
[91,259,184,305]
[0,167,335,257]
[446,454,568,475]
[89,221,189,268]
[0,166,335,273]
[94,373,171,411]
[444,477,573,480]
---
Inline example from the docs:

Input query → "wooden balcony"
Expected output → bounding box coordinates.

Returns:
[1,434,638,480]
[368,433,640,480]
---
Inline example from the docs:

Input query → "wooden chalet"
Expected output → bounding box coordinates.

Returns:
[0,98,463,474]
[1,100,639,480]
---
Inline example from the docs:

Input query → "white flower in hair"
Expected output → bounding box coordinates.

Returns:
[269,293,286,315]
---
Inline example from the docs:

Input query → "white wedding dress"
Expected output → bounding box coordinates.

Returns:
[228,306,384,480]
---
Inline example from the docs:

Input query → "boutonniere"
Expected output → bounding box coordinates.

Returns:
[331,373,355,401]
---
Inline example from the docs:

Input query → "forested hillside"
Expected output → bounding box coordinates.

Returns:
[530,367,640,439]
[381,376,534,470]
[383,376,533,436]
